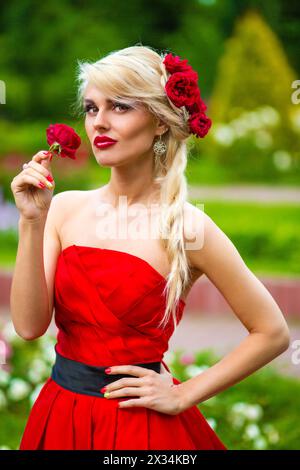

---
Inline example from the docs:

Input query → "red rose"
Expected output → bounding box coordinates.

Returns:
[186,98,207,115]
[46,123,81,160]
[188,112,212,138]
[165,71,200,107]
[163,53,193,74]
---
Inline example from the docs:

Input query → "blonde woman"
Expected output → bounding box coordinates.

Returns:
[10,45,289,450]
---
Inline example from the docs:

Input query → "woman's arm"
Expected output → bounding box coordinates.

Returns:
[179,206,290,411]
[10,194,62,340]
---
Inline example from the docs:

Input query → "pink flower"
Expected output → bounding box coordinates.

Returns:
[180,353,195,365]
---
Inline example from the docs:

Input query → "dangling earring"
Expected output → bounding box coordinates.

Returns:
[153,134,167,158]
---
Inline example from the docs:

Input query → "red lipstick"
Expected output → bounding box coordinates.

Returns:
[94,136,117,149]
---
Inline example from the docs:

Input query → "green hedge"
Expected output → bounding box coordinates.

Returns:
[0,201,299,275]
[193,201,300,276]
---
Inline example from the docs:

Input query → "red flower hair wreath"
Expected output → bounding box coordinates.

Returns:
[162,53,212,138]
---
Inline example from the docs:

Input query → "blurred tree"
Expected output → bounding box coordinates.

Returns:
[210,9,296,122]
[203,9,300,182]
[0,0,298,123]
[233,1,300,74]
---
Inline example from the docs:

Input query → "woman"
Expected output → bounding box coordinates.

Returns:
[10,45,290,450]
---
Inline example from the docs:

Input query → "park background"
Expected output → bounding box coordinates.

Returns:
[0,0,300,450]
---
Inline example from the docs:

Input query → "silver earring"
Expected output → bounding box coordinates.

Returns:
[153,134,167,157]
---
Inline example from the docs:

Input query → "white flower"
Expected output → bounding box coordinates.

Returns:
[185,365,208,378]
[230,402,260,430]
[7,378,31,401]
[259,106,280,127]
[255,130,273,149]
[27,370,44,384]
[243,404,263,421]
[230,402,263,422]
[231,402,248,414]
[39,336,56,364]
[253,436,268,449]
[273,150,292,171]
[207,417,217,430]
[0,369,10,386]
[0,390,7,410]
[244,423,261,440]
[231,119,248,137]
[29,383,45,406]
[247,111,262,130]
[27,358,49,383]
[213,125,235,146]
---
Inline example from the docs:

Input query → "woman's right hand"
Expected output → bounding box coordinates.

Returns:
[10,150,55,222]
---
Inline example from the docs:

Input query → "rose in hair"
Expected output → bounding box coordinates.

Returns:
[163,53,193,74]
[165,71,200,108]
[186,99,207,115]
[188,112,212,138]
[46,123,81,160]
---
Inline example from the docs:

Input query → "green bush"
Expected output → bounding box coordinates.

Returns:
[194,10,300,183]
[169,349,300,450]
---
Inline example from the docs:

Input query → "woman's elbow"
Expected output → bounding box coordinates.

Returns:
[14,326,45,342]
[268,324,291,353]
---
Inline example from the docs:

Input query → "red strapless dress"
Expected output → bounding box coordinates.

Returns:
[19,244,227,450]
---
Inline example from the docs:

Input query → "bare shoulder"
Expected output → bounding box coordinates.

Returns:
[183,200,239,273]
[49,189,91,230]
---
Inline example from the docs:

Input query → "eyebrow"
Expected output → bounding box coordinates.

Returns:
[83,98,114,104]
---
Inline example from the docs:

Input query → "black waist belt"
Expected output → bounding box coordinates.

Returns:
[51,349,162,398]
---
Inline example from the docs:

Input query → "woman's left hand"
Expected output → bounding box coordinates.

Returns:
[102,364,186,415]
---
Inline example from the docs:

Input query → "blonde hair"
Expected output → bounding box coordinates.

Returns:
[74,44,192,332]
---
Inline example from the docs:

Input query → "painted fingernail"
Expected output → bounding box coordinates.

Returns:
[43,151,51,156]
[104,392,110,398]
[45,180,53,189]
[46,174,54,182]
[100,387,107,393]
[105,368,111,374]
[38,182,46,188]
